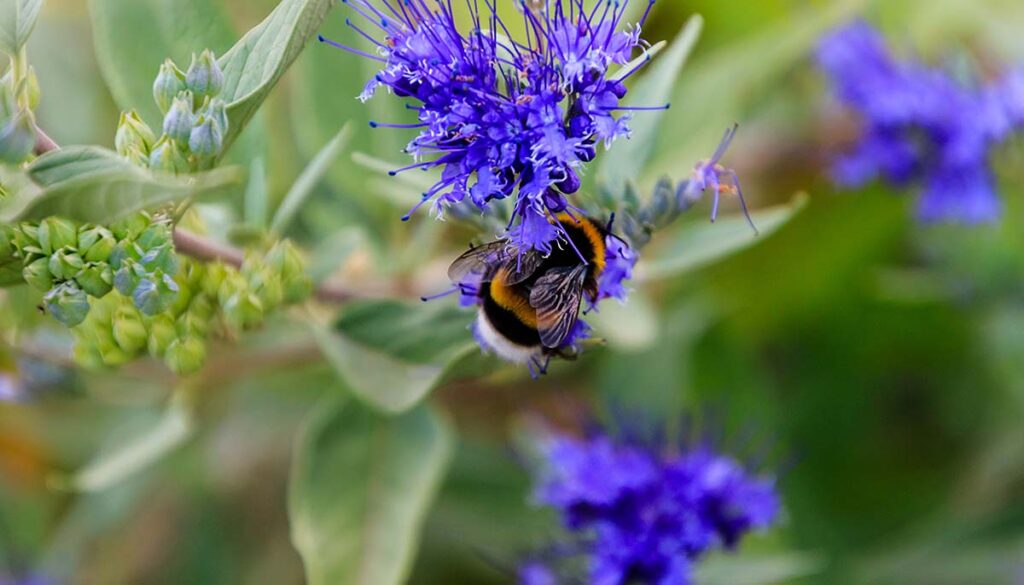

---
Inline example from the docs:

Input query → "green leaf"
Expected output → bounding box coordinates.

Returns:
[695,552,826,585]
[588,289,660,351]
[644,0,866,184]
[88,0,237,124]
[60,397,194,493]
[289,397,453,585]
[218,0,334,155]
[243,156,267,228]
[18,146,243,222]
[599,15,703,194]
[307,228,363,284]
[271,123,351,234]
[312,300,478,414]
[640,193,808,281]
[0,0,43,55]
[0,250,22,286]
[290,10,410,244]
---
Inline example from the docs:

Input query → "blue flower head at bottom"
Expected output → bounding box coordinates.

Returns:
[525,422,781,585]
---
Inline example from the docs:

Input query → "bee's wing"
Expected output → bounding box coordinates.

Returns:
[529,264,587,348]
[447,240,510,283]
[500,248,545,285]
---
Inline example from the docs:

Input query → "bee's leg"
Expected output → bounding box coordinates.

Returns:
[527,359,539,380]
[539,354,552,374]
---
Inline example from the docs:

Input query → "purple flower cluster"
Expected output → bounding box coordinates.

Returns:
[818,21,1024,223]
[324,0,657,252]
[0,574,55,585]
[527,430,780,585]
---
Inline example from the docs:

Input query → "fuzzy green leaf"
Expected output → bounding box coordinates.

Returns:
[312,300,477,414]
[640,193,808,281]
[0,0,43,55]
[598,15,703,195]
[289,397,453,585]
[61,397,194,493]
[218,0,334,155]
[271,123,351,234]
[19,146,243,222]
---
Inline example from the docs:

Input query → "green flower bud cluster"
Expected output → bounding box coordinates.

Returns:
[8,213,180,327]
[0,65,40,164]
[70,287,208,374]
[617,178,690,249]
[116,49,228,173]
[69,239,312,376]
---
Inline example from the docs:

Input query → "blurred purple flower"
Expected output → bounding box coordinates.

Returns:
[818,21,1024,223]
[529,426,781,585]
[0,573,57,585]
[518,562,557,585]
[323,0,660,252]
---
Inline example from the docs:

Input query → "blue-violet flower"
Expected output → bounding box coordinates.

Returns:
[324,0,660,252]
[818,21,1024,223]
[528,427,780,585]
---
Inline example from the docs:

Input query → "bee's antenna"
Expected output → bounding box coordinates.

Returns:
[605,212,616,233]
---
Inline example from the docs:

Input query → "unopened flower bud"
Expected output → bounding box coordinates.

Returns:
[72,337,105,370]
[200,262,228,298]
[175,310,208,338]
[115,110,157,159]
[188,293,214,321]
[114,261,141,296]
[37,217,78,255]
[217,270,247,306]
[147,313,177,357]
[0,109,35,164]
[110,212,151,241]
[639,178,676,228]
[136,223,171,251]
[87,292,118,325]
[22,257,53,291]
[112,305,148,353]
[44,281,90,327]
[185,50,224,99]
[142,246,178,277]
[265,241,311,303]
[162,94,194,144]
[75,262,114,298]
[202,98,229,137]
[165,337,206,375]
[222,290,263,332]
[153,59,186,114]
[78,226,117,262]
[132,272,179,316]
[12,223,43,257]
[188,115,223,158]
[97,329,131,366]
[148,136,189,174]
[48,247,84,281]
[26,66,40,111]
[243,254,282,310]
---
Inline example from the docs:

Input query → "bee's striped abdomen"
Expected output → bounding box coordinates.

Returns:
[480,280,541,348]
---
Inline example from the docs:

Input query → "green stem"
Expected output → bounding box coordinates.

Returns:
[11,46,30,112]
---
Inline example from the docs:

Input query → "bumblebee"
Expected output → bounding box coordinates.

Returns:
[447,213,611,370]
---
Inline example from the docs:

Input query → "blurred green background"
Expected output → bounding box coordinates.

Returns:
[3,0,1024,583]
